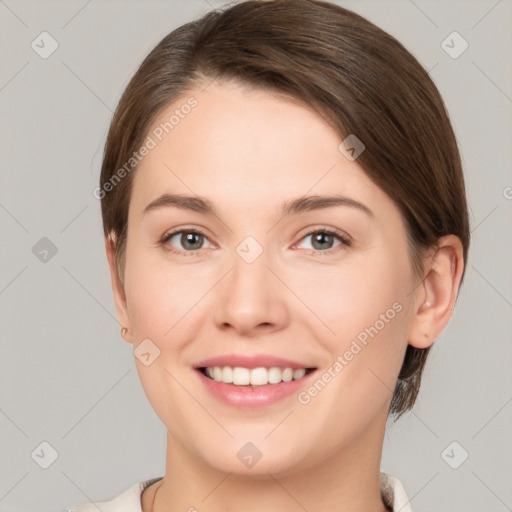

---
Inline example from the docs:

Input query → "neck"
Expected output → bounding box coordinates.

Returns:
[152,409,390,512]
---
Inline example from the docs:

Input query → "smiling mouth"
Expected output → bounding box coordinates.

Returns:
[199,366,316,386]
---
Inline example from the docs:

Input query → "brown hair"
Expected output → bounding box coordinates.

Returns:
[99,0,470,419]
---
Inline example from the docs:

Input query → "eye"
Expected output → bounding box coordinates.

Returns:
[160,229,214,254]
[295,227,351,254]
[160,226,351,256]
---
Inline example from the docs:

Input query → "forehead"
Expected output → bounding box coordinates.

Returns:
[130,81,397,221]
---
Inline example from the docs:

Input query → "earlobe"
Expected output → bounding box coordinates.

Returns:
[105,235,133,344]
[120,326,131,342]
[407,235,464,349]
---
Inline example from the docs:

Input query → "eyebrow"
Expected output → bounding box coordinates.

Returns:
[142,193,374,218]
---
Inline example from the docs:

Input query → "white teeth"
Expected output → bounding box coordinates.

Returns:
[222,366,233,383]
[203,366,310,386]
[268,367,282,384]
[250,367,267,386]
[282,368,293,382]
[213,367,223,382]
[232,367,250,385]
[293,368,306,380]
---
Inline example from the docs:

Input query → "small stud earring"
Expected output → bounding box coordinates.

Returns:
[121,327,128,337]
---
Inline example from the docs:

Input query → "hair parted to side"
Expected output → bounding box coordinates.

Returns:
[99,0,470,419]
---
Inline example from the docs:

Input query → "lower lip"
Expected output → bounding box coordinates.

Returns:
[195,369,317,407]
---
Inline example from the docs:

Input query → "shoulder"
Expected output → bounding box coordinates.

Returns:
[64,477,163,512]
[380,472,413,512]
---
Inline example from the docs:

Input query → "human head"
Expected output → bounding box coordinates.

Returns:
[99,0,469,421]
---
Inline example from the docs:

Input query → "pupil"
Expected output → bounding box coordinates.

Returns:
[313,232,333,250]
[182,232,202,250]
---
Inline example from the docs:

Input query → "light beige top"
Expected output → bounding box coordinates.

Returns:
[65,472,413,511]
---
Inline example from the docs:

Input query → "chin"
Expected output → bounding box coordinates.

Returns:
[193,436,309,479]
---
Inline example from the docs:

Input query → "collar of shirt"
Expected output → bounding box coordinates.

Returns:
[65,472,413,512]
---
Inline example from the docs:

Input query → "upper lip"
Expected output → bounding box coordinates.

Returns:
[193,354,316,370]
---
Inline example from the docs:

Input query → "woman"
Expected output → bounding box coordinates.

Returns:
[67,0,469,510]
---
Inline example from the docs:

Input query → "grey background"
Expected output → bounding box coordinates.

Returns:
[0,1,511,511]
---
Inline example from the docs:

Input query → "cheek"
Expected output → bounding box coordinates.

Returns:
[124,268,171,341]
[294,254,406,335]
[123,243,205,341]
[297,264,410,440]
[122,249,203,428]
[295,250,411,390]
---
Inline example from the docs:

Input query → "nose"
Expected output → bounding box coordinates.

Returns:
[212,250,289,337]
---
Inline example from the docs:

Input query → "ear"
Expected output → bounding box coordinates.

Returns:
[407,234,465,349]
[105,235,132,344]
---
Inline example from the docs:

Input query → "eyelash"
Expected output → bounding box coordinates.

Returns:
[160,226,352,256]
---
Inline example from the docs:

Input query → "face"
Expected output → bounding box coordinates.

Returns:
[114,80,422,476]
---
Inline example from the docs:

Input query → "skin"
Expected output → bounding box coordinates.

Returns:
[106,79,464,512]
